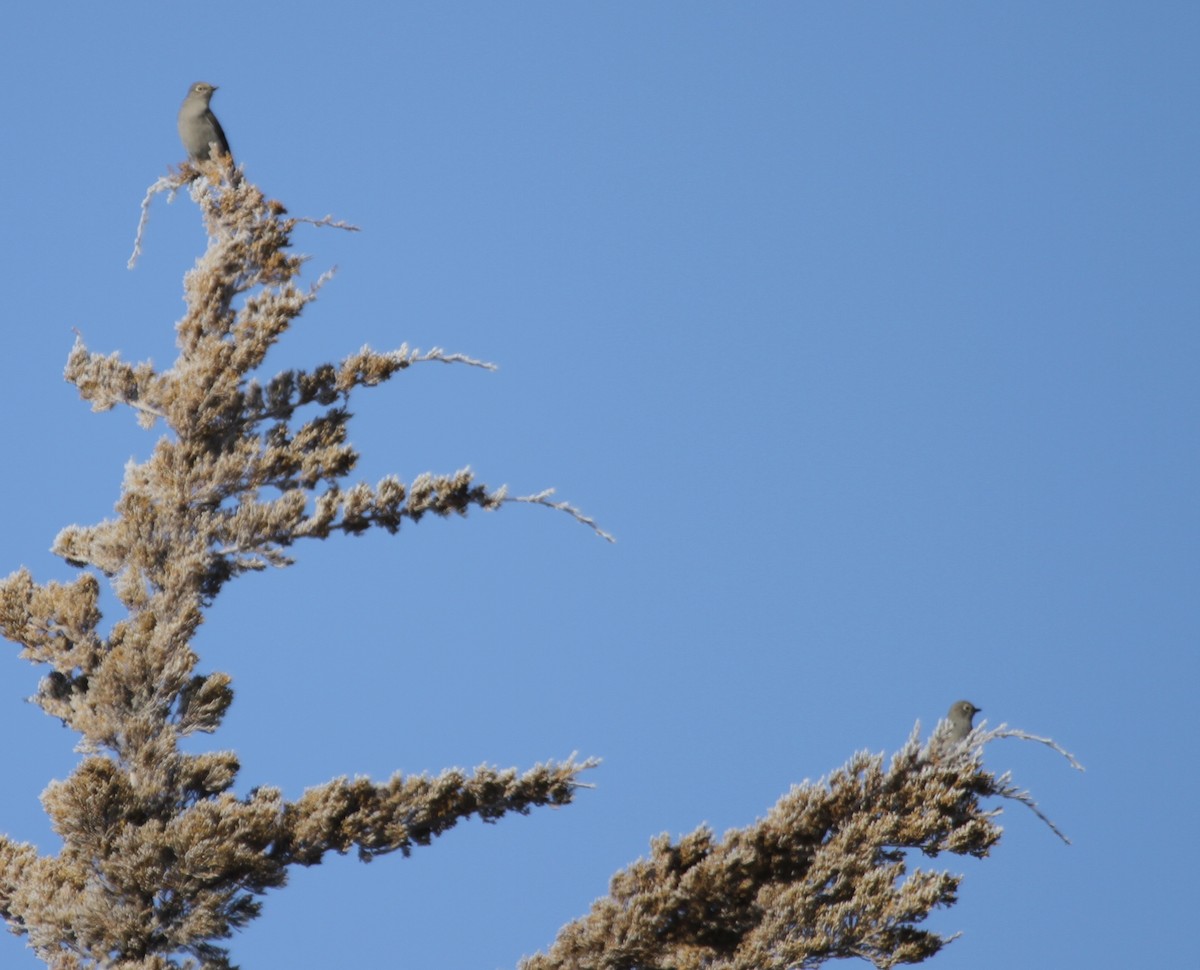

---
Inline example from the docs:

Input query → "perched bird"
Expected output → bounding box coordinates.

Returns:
[946,700,981,743]
[178,82,231,162]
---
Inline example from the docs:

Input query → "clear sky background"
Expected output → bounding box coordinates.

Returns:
[0,4,1195,968]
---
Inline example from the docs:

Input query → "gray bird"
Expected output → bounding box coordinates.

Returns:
[946,700,981,743]
[178,82,231,162]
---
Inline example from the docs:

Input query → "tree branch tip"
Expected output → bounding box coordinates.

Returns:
[509,491,615,543]
[295,214,361,232]
[997,784,1074,846]
[310,267,339,291]
[992,726,1085,772]
[419,347,499,371]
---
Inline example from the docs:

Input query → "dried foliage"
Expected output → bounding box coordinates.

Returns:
[0,160,1077,970]
[0,161,597,969]
[522,721,1081,970]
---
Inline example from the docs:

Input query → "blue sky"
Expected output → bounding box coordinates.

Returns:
[0,3,1195,967]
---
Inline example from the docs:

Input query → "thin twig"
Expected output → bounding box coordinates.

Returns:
[994,728,1085,772]
[993,772,1075,845]
[413,346,498,371]
[128,174,185,269]
[293,214,361,232]
[979,724,1083,846]
[512,489,616,543]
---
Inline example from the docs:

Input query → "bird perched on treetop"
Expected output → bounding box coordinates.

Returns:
[178,82,231,163]
[945,700,981,743]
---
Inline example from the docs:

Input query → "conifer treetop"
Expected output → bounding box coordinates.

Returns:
[0,163,597,969]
